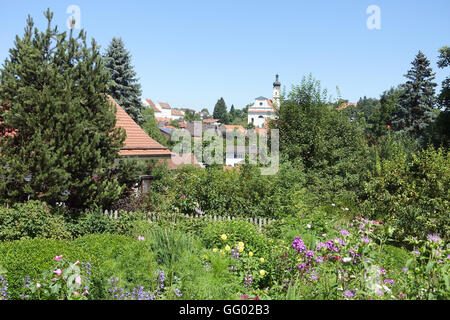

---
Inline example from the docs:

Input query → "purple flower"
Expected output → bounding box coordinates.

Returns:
[384,279,394,286]
[310,274,318,281]
[174,288,182,297]
[315,256,324,263]
[292,237,306,254]
[316,242,326,250]
[297,264,307,271]
[427,234,441,243]
[194,207,204,215]
[361,237,370,244]
[305,250,314,258]
[344,290,355,298]
[340,229,349,236]
[412,250,420,256]
[402,267,408,272]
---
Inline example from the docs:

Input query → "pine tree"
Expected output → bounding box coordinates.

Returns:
[104,37,145,125]
[0,10,126,209]
[213,97,228,124]
[392,51,437,139]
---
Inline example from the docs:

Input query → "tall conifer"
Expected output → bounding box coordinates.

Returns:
[0,10,126,209]
[104,37,145,125]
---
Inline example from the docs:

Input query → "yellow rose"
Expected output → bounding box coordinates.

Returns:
[249,252,254,257]
[212,248,217,253]
[238,247,244,253]
[259,270,266,276]
[238,242,244,248]
[220,250,225,255]
[260,257,265,263]
[221,234,227,241]
[204,255,209,259]
[225,245,231,251]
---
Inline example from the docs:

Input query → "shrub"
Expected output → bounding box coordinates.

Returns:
[0,201,71,241]
[201,219,269,258]
[0,234,154,300]
[362,145,449,241]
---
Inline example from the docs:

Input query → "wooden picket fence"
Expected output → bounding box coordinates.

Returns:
[103,209,276,230]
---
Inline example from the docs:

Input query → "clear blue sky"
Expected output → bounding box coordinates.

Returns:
[0,0,449,112]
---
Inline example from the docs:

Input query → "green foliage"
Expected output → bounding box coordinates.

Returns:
[0,10,126,209]
[437,46,450,111]
[0,234,154,300]
[146,163,307,218]
[392,51,437,140]
[213,97,229,124]
[0,201,71,241]
[362,145,449,242]
[276,74,372,200]
[141,107,168,146]
[201,219,269,257]
[104,37,145,124]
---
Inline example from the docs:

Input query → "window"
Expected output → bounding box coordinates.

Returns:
[259,102,263,106]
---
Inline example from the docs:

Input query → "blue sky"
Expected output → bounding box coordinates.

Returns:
[0,0,449,112]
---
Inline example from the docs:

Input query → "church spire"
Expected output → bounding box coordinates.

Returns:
[273,74,281,87]
[273,74,281,107]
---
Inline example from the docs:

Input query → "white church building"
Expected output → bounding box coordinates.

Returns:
[248,75,280,128]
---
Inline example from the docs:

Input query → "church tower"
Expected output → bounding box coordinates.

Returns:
[273,74,281,108]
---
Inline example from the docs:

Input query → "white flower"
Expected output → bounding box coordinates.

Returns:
[343,257,352,263]
[331,203,336,206]
[306,224,311,229]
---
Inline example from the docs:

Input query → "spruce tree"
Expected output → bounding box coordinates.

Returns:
[104,37,145,125]
[392,51,437,139]
[213,97,228,124]
[437,46,450,111]
[0,10,126,209]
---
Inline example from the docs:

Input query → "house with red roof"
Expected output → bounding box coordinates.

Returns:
[108,95,171,159]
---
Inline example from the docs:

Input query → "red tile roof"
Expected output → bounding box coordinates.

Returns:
[224,125,246,134]
[146,99,161,112]
[108,96,171,158]
[155,117,171,123]
[171,108,184,116]
[202,118,220,123]
[158,102,171,109]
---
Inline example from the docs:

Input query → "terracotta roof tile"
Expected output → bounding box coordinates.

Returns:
[108,96,171,158]
[158,102,171,109]
[223,125,246,134]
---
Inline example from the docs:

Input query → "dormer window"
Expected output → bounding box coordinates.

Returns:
[259,102,263,106]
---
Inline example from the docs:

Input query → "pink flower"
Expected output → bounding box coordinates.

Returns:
[53,255,63,261]
[54,269,63,277]
[74,261,80,265]
[75,276,82,285]
[181,194,186,199]
[137,236,145,241]
[73,291,79,296]
[52,278,58,281]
